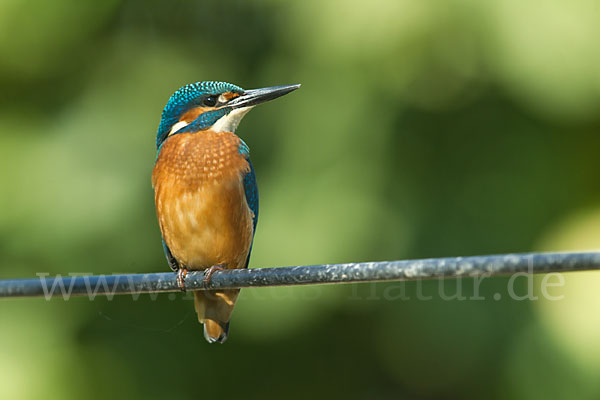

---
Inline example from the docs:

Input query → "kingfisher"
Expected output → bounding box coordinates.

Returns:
[152,81,300,343]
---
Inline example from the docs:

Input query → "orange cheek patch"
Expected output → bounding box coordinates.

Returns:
[174,94,240,130]
[180,107,213,123]
[221,92,240,101]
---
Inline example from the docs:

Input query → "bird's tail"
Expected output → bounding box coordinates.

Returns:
[193,289,240,344]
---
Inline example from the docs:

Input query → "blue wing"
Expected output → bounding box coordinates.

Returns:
[243,159,259,233]
[162,239,179,271]
[243,157,259,268]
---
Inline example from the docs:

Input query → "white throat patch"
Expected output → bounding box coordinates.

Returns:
[169,120,189,135]
[210,106,254,133]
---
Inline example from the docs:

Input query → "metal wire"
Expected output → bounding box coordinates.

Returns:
[1,251,599,299]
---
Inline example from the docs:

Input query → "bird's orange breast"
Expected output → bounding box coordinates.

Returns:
[152,130,254,270]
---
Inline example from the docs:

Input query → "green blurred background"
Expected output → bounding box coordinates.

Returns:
[2,0,600,399]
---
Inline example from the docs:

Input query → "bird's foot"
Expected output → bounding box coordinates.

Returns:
[203,264,226,284]
[176,268,188,291]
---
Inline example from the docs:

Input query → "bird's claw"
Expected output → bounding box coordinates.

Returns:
[203,264,226,284]
[176,268,188,291]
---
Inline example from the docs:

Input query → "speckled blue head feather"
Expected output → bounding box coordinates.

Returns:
[156,81,244,149]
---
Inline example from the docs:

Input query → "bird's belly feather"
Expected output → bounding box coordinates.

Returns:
[152,131,253,270]
[159,180,252,269]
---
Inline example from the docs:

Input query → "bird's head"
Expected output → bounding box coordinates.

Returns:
[156,81,300,150]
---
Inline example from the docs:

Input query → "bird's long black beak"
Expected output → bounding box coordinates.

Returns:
[229,84,301,109]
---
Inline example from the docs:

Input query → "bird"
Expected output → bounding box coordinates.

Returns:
[152,81,300,343]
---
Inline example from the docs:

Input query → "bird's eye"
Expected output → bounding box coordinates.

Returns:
[203,96,218,107]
